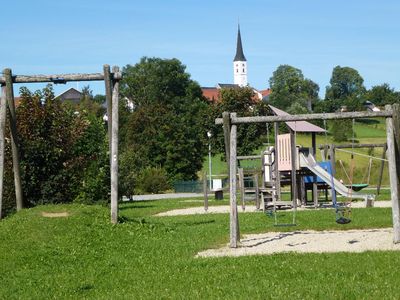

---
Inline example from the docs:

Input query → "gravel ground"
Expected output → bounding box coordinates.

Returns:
[196,228,400,257]
[155,201,392,217]
[154,201,398,257]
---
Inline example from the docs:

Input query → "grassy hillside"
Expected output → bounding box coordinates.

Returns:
[1,201,399,299]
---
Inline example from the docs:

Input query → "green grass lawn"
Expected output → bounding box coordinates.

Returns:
[1,199,400,299]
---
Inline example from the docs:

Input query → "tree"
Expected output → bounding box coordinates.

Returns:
[78,85,105,117]
[209,86,269,156]
[121,57,195,107]
[325,66,366,111]
[268,65,319,111]
[120,57,209,186]
[365,83,400,106]
[330,120,353,142]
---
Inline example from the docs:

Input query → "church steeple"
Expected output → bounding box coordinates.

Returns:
[233,24,248,87]
[234,25,247,62]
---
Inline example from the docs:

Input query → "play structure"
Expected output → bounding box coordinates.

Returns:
[237,106,374,216]
[0,66,121,223]
[215,104,400,248]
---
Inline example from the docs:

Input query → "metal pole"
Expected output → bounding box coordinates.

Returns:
[207,131,212,190]
[209,141,212,190]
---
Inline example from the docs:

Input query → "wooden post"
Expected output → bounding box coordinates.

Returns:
[103,65,113,163]
[298,176,306,206]
[312,133,318,207]
[203,171,208,212]
[329,144,336,177]
[376,143,387,195]
[385,104,400,243]
[254,173,260,210]
[110,66,119,224]
[229,113,239,248]
[322,144,328,161]
[0,85,7,219]
[274,122,281,202]
[290,129,297,208]
[239,168,245,211]
[222,112,231,176]
[4,69,23,211]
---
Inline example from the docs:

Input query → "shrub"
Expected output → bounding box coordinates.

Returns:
[1,85,109,216]
[136,167,170,194]
[74,159,109,205]
[330,120,353,142]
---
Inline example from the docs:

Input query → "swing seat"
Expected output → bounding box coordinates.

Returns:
[346,183,369,192]
[335,206,351,224]
[336,217,351,224]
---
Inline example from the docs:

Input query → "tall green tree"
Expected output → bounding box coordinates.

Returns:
[325,66,366,111]
[365,83,400,106]
[120,57,209,186]
[268,65,319,112]
[209,87,269,156]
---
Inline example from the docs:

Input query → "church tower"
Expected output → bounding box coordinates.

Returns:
[233,25,247,87]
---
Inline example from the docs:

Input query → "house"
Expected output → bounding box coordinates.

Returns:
[54,87,82,104]
[13,88,83,108]
[364,101,381,112]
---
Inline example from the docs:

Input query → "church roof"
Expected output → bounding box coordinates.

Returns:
[233,25,246,62]
[217,83,239,89]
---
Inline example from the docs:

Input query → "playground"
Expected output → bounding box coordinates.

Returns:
[1,69,400,299]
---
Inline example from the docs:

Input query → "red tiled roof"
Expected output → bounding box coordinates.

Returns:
[202,87,220,103]
[260,89,271,97]
[202,86,270,103]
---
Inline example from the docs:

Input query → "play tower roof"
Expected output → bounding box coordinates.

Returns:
[269,105,326,133]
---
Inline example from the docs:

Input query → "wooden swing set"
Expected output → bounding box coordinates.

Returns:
[216,105,400,248]
[0,66,121,223]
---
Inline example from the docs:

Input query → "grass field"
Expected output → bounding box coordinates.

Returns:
[1,199,400,299]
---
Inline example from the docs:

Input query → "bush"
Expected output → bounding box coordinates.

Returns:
[118,150,149,198]
[330,120,353,142]
[1,85,109,216]
[136,167,170,194]
[74,159,109,205]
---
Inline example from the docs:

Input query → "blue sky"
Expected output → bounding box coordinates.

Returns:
[2,0,400,97]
